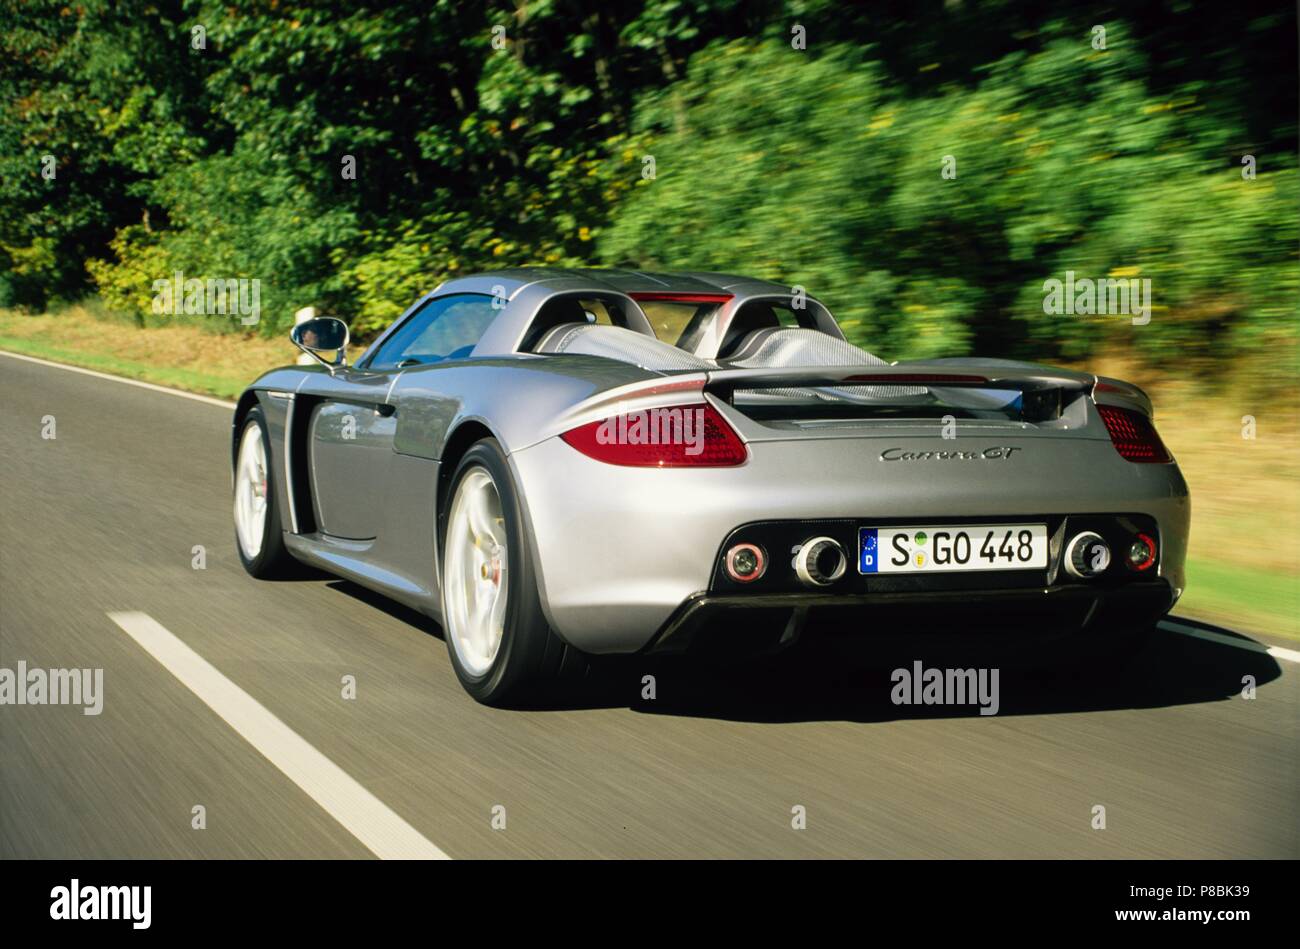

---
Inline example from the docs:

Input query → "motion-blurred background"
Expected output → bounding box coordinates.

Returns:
[1,1,1296,636]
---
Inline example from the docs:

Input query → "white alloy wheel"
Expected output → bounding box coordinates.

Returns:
[233,423,269,560]
[443,467,509,677]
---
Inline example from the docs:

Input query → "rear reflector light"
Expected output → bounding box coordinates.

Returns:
[561,403,747,467]
[724,543,767,582]
[1126,533,1157,571]
[1097,404,1171,463]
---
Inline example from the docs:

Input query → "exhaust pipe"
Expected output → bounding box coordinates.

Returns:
[1064,531,1111,579]
[795,536,847,588]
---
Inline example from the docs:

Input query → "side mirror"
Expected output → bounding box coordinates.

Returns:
[290,317,349,372]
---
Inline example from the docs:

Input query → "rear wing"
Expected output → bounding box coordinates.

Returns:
[706,364,1094,395]
[540,361,1149,443]
[704,364,1099,424]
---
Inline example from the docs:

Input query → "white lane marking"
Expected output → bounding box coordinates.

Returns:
[1161,619,1300,663]
[0,349,236,409]
[108,611,449,860]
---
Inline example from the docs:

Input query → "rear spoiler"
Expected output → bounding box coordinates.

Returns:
[1092,375,1154,415]
[704,364,1096,401]
[549,362,1131,437]
[702,364,1101,423]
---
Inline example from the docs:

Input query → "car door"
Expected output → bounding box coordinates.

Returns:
[298,366,399,541]
[303,292,498,541]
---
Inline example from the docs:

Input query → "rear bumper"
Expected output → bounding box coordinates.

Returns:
[509,433,1190,654]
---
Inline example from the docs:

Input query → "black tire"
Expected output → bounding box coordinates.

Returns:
[440,438,586,706]
[233,406,298,579]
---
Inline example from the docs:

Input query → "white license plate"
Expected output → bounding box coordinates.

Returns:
[859,524,1048,574]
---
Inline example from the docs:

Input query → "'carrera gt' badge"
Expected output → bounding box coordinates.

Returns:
[879,447,1022,462]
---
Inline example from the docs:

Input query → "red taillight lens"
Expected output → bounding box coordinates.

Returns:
[561,402,747,467]
[1097,404,1171,463]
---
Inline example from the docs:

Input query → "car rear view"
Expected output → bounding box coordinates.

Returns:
[513,360,1190,661]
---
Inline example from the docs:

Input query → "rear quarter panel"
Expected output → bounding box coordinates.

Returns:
[389,355,665,460]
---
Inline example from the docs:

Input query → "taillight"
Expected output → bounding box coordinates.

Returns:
[1097,404,1171,463]
[561,402,747,467]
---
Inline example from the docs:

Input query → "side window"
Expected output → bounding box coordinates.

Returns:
[367,293,497,370]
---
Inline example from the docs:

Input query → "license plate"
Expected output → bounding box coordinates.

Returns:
[859,524,1048,574]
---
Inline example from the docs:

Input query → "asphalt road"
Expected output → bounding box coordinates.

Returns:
[2,351,1296,858]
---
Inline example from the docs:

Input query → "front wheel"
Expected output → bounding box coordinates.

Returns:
[233,406,297,578]
[440,438,585,705]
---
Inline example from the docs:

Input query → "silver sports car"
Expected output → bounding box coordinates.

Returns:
[232,268,1190,704]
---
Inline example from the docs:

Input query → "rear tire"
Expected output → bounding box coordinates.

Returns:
[233,406,298,579]
[440,438,586,706]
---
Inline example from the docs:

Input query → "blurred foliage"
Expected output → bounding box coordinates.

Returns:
[1,0,1295,375]
[605,31,1299,367]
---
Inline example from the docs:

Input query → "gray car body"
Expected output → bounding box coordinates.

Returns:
[233,268,1190,653]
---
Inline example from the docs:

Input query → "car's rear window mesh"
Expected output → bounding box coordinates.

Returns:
[537,324,715,371]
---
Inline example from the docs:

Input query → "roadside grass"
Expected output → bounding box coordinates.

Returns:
[0,306,361,400]
[3,306,1296,640]
[1177,558,1299,642]
[0,307,293,399]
